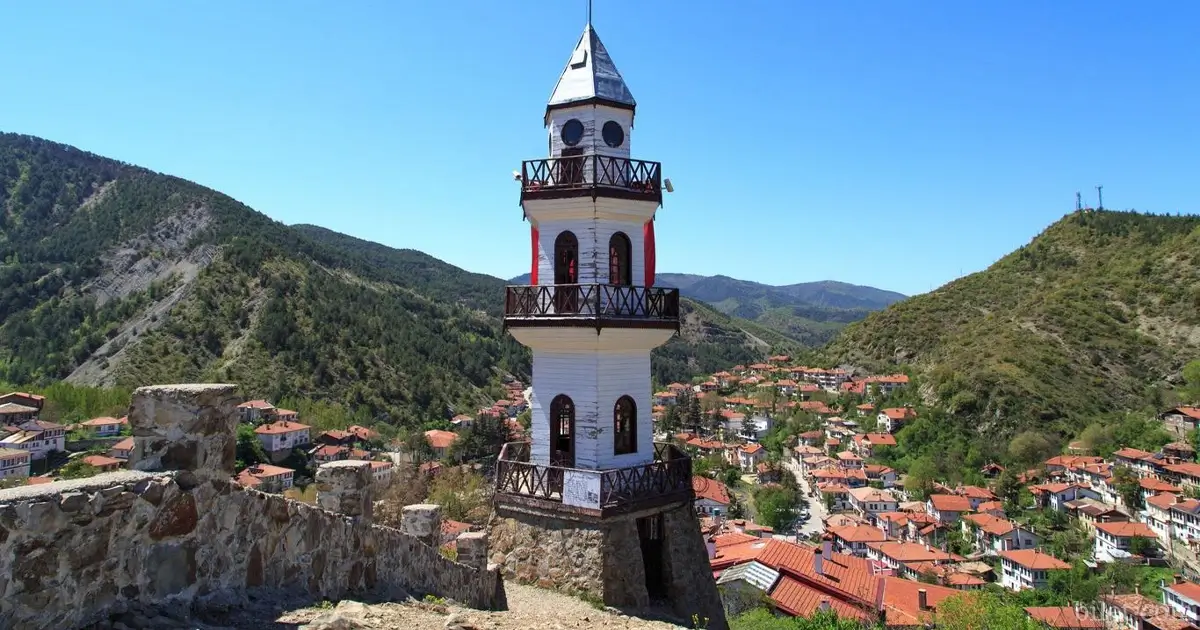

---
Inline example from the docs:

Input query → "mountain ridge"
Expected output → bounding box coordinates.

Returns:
[507,272,905,346]
[0,132,786,422]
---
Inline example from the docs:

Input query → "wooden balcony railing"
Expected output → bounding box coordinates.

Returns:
[520,155,662,204]
[494,441,693,517]
[503,284,680,330]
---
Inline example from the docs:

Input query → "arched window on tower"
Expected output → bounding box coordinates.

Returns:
[554,231,579,313]
[608,232,632,286]
[613,395,637,455]
[550,394,575,467]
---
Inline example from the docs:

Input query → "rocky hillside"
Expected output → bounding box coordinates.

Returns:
[0,133,783,421]
[828,210,1200,434]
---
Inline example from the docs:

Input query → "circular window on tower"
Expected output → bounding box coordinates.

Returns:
[561,119,584,146]
[602,121,625,148]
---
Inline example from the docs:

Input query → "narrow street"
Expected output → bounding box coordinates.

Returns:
[784,460,827,538]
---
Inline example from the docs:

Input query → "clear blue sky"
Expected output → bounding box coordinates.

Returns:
[4,1,1197,296]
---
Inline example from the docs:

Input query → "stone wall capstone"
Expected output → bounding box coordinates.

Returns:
[400,503,442,548]
[127,384,239,478]
[316,460,374,523]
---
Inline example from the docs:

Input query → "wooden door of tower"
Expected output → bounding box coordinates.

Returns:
[638,514,666,599]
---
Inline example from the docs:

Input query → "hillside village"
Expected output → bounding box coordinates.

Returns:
[637,354,1200,628]
[6,355,1200,628]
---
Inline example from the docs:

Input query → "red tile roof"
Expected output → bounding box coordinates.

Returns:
[1168,407,1200,421]
[255,420,310,435]
[1113,447,1154,460]
[424,429,458,449]
[1000,549,1070,570]
[769,576,872,622]
[81,416,125,426]
[829,524,887,543]
[238,399,275,410]
[867,541,957,564]
[82,454,122,468]
[693,476,731,505]
[110,437,135,452]
[955,486,997,500]
[1167,581,1200,604]
[854,433,897,446]
[880,407,916,421]
[1023,607,1104,629]
[1094,521,1157,539]
[879,577,960,626]
[928,494,972,512]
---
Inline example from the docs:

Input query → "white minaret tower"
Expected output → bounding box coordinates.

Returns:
[507,20,675,472]
[491,13,727,629]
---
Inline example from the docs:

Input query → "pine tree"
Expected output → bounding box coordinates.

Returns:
[687,394,703,435]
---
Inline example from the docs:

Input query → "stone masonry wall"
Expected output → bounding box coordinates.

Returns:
[0,384,504,630]
[489,503,729,630]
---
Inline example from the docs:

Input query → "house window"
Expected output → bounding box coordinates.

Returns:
[608,232,632,286]
[614,396,637,455]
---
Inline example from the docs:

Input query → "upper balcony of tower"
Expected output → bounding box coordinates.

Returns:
[518,24,662,207]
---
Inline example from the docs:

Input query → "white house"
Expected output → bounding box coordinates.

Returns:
[1164,581,1200,625]
[1170,498,1200,543]
[961,514,1038,554]
[0,447,31,479]
[370,460,394,486]
[235,464,295,493]
[737,443,766,472]
[1029,482,1100,512]
[693,476,732,516]
[864,464,899,489]
[0,420,66,459]
[237,399,277,423]
[254,420,311,454]
[998,550,1070,591]
[79,416,126,438]
[721,415,773,442]
[1094,521,1158,563]
[828,524,887,557]
[847,487,898,516]
[878,407,917,434]
[927,494,973,524]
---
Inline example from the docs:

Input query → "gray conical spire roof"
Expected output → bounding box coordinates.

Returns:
[547,24,636,115]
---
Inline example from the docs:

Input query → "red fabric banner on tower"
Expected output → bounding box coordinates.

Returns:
[530,225,539,285]
[643,218,655,287]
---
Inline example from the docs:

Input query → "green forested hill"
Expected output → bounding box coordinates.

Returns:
[0,132,780,424]
[828,210,1200,436]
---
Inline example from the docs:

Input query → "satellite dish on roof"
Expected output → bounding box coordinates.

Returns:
[664,178,674,193]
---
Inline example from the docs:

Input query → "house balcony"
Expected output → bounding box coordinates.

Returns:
[493,441,693,518]
[503,284,680,331]
[519,155,662,205]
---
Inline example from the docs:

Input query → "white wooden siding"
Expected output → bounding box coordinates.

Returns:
[529,349,654,471]
[535,217,646,287]
[547,104,633,160]
[530,350,600,468]
[595,350,654,469]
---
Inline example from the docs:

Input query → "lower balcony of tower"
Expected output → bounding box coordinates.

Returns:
[493,441,694,520]
[503,283,679,350]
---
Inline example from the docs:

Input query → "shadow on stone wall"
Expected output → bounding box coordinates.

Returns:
[0,384,505,630]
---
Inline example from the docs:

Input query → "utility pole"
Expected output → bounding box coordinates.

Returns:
[1096,185,1104,210]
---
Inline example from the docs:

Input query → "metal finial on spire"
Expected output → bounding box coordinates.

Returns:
[587,0,593,25]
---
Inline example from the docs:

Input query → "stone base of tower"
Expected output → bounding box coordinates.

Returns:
[488,500,728,629]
